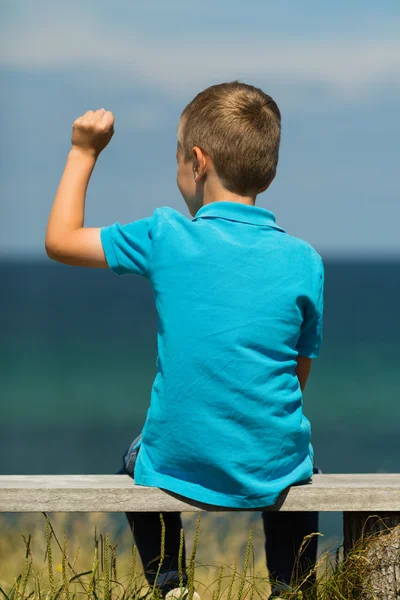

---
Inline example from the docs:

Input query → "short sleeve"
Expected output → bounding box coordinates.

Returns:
[296,258,324,358]
[100,211,158,277]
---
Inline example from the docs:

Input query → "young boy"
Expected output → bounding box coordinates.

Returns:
[46,81,324,600]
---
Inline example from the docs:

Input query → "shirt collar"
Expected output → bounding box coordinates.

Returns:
[192,201,286,232]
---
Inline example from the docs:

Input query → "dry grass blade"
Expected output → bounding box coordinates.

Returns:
[62,533,70,600]
[212,565,224,600]
[19,535,32,600]
[150,514,166,599]
[111,543,118,582]
[103,532,110,600]
[236,525,253,600]
[291,532,324,590]
[226,558,238,600]
[178,528,185,591]
[87,545,99,600]
[44,516,55,597]
[128,544,137,598]
[187,514,201,600]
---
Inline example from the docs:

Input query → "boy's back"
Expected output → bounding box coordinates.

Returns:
[101,200,324,508]
[45,80,325,509]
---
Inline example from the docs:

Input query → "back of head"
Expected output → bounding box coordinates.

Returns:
[179,81,281,197]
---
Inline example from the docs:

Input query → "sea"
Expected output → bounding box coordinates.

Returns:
[1,258,399,550]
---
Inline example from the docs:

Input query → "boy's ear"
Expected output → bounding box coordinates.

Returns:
[192,146,207,177]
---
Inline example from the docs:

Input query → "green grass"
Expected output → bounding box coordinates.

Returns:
[0,512,397,599]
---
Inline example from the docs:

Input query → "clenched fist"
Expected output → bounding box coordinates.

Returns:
[71,108,115,158]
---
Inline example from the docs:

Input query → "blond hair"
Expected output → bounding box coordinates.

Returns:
[179,81,281,196]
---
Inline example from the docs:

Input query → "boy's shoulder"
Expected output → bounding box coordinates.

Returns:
[283,232,324,274]
[154,206,187,219]
[285,231,323,260]
[151,205,190,228]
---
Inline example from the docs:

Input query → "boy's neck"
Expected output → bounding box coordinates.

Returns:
[187,174,267,217]
[200,187,257,208]
[202,196,255,207]
[191,193,256,218]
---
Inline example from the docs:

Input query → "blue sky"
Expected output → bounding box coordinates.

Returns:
[1,0,400,257]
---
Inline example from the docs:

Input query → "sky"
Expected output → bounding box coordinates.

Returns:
[1,0,400,258]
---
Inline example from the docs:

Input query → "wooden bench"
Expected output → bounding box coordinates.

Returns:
[1,473,400,555]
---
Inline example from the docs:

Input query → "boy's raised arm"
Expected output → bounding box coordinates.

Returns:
[45,109,115,268]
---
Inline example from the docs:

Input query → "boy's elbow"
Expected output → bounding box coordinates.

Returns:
[45,237,57,261]
[45,236,67,263]
[45,228,106,268]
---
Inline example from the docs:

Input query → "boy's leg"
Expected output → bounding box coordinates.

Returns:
[116,433,189,596]
[262,465,321,597]
[125,509,188,594]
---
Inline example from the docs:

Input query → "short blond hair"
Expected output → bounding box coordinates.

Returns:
[178,81,281,196]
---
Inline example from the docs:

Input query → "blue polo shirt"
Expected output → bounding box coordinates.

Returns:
[101,201,324,508]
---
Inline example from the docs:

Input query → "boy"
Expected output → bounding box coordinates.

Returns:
[46,81,324,599]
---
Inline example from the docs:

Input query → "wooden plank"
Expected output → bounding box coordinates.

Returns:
[1,474,400,513]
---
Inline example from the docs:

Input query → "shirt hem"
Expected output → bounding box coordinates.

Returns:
[100,226,124,275]
[133,469,312,509]
[297,346,320,358]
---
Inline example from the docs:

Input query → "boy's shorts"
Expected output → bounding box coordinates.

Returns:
[115,432,322,481]
[116,432,143,476]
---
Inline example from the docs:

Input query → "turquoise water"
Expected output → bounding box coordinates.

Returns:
[1,259,399,543]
